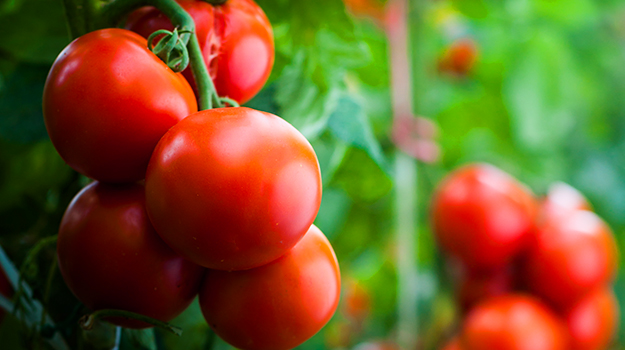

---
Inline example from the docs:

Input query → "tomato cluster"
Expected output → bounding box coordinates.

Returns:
[432,164,620,350]
[42,1,340,349]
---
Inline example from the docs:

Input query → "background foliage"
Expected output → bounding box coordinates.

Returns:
[0,0,624,348]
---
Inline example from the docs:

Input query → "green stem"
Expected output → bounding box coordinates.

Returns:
[61,0,88,39]
[80,309,182,336]
[99,0,219,110]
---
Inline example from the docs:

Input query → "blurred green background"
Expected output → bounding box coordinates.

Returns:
[0,0,624,349]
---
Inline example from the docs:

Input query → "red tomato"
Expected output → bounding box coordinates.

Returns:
[126,0,274,104]
[341,279,372,322]
[57,182,204,328]
[524,210,618,308]
[564,287,619,350]
[431,164,537,270]
[456,267,515,313]
[343,0,386,24]
[461,295,569,350]
[43,28,197,183]
[539,182,591,223]
[198,225,340,350]
[438,38,478,77]
[145,107,322,270]
[441,337,463,350]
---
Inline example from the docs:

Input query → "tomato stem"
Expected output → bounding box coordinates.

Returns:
[80,309,183,336]
[99,0,222,110]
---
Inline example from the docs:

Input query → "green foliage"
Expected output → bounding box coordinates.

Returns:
[1,0,625,348]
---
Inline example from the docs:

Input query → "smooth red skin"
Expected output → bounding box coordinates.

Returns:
[43,29,197,183]
[540,182,591,224]
[563,287,619,350]
[457,267,515,313]
[57,182,205,328]
[199,225,340,350]
[431,164,537,270]
[126,0,274,104]
[461,295,569,350]
[524,210,618,308]
[145,107,322,270]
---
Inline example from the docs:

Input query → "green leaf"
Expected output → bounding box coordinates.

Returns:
[328,94,387,170]
[0,0,69,63]
[0,63,50,144]
[122,328,156,350]
[503,29,581,151]
[332,148,393,203]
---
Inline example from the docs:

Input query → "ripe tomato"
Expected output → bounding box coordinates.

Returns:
[145,107,322,270]
[564,287,619,350]
[198,225,340,350]
[524,210,618,308]
[126,0,274,104]
[456,267,515,313]
[438,38,478,77]
[57,182,204,328]
[43,28,197,183]
[461,295,569,350]
[431,164,537,270]
[539,182,591,224]
[341,279,371,322]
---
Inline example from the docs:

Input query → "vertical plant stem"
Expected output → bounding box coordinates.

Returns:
[387,0,419,348]
[61,0,88,39]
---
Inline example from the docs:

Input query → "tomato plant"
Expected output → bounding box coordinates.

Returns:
[461,295,569,350]
[0,268,12,321]
[198,225,340,350]
[126,0,274,104]
[56,182,205,328]
[43,28,197,183]
[564,287,619,350]
[431,164,537,270]
[145,107,322,271]
[524,210,618,308]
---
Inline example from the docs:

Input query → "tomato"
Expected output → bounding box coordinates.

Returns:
[145,107,322,270]
[431,164,537,270]
[539,182,591,224]
[43,28,197,183]
[524,210,618,308]
[438,38,478,77]
[461,295,569,350]
[198,225,340,350]
[456,267,515,313]
[441,337,463,350]
[563,287,619,350]
[126,0,274,104]
[56,182,204,328]
[341,279,371,322]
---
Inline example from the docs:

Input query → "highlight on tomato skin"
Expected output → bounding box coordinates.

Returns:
[563,286,619,350]
[460,294,569,350]
[56,182,205,329]
[42,28,197,183]
[430,163,537,270]
[198,225,340,350]
[126,0,274,104]
[523,210,618,309]
[145,107,322,271]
